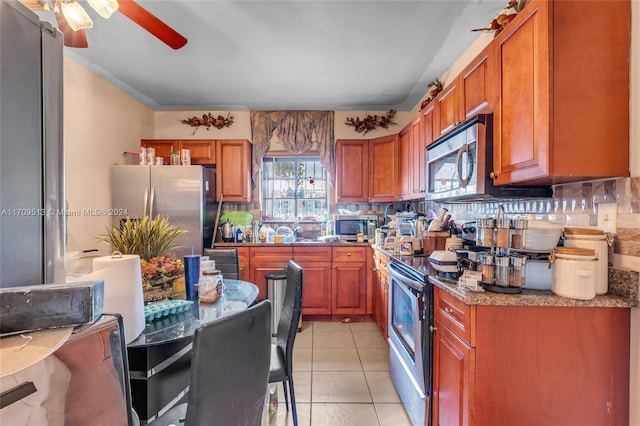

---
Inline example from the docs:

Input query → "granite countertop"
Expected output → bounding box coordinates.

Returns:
[374,246,639,308]
[213,241,371,248]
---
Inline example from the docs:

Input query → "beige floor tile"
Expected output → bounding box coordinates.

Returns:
[312,371,372,403]
[263,402,311,426]
[374,403,413,426]
[313,331,355,348]
[275,371,311,403]
[312,348,362,371]
[358,348,390,371]
[311,403,380,426]
[349,321,379,332]
[365,371,401,403]
[294,326,313,348]
[313,321,351,332]
[353,331,388,349]
[293,347,312,371]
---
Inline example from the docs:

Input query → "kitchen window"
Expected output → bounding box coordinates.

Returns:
[262,156,328,220]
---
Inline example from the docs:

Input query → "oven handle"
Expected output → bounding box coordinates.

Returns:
[455,143,472,188]
[388,262,426,293]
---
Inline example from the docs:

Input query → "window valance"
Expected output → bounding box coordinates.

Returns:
[250,111,335,183]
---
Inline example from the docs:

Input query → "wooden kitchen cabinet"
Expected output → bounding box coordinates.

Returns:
[399,114,426,201]
[491,0,630,185]
[237,246,250,282]
[335,139,369,202]
[331,247,367,315]
[249,246,292,300]
[216,139,252,202]
[431,285,630,426]
[433,44,492,140]
[371,249,390,339]
[368,134,399,202]
[141,139,216,164]
[294,246,332,315]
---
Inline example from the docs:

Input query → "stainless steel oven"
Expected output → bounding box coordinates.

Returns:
[388,261,432,426]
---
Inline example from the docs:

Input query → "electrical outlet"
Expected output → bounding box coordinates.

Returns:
[597,203,617,233]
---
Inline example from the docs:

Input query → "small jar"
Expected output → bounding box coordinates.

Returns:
[510,218,528,250]
[494,256,511,287]
[199,270,223,303]
[509,256,527,287]
[476,218,495,247]
[478,253,495,284]
[495,219,511,248]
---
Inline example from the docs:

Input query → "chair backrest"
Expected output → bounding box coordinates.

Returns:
[203,248,240,280]
[184,300,272,426]
[275,260,303,373]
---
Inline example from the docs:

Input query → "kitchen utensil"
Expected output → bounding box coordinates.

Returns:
[523,215,563,252]
[183,255,201,300]
[211,193,224,246]
[476,218,495,247]
[510,218,528,249]
[219,219,235,242]
[563,228,613,295]
[550,247,597,300]
[428,250,459,274]
[220,211,253,226]
[415,217,428,238]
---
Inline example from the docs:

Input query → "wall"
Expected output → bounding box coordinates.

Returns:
[63,57,154,254]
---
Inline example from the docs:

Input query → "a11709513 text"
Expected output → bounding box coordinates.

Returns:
[0,208,128,217]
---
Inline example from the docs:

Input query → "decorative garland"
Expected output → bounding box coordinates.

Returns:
[180,112,233,134]
[472,0,530,36]
[345,110,396,135]
[420,79,443,110]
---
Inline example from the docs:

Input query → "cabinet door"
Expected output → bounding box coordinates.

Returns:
[368,135,399,202]
[434,81,460,138]
[331,261,367,315]
[335,139,369,202]
[237,247,250,282]
[492,2,550,185]
[398,123,412,201]
[461,45,492,120]
[432,319,475,426]
[409,114,425,198]
[297,261,332,315]
[141,139,177,163]
[216,139,252,202]
[250,262,288,301]
[180,140,215,165]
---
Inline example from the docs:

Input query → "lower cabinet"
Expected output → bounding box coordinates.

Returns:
[332,247,368,315]
[249,246,292,300]
[372,249,390,339]
[237,247,250,282]
[431,285,631,426]
[294,246,332,315]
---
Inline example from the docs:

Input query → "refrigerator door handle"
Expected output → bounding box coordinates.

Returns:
[149,187,156,218]
[143,187,149,217]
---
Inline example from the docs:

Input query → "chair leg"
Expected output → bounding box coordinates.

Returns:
[288,377,298,426]
[282,380,290,412]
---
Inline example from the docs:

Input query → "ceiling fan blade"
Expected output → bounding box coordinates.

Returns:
[52,0,88,48]
[118,0,188,50]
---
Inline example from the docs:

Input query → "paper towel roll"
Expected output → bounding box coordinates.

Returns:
[68,254,145,344]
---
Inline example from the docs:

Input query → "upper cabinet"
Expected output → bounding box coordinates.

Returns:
[335,135,399,203]
[398,114,426,201]
[216,139,252,202]
[491,0,630,185]
[141,139,216,165]
[433,45,493,139]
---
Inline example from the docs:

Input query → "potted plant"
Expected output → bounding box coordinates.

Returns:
[96,216,186,293]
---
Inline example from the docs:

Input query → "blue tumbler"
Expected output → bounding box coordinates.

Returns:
[183,255,201,299]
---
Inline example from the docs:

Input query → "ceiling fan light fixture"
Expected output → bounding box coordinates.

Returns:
[60,1,93,31]
[87,0,119,19]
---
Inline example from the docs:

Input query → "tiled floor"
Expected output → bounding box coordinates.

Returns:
[265,321,412,426]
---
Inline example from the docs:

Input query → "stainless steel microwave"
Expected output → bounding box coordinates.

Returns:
[425,114,551,202]
[333,214,378,242]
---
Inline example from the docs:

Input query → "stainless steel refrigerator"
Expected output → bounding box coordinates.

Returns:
[0,1,65,288]
[111,165,216,259]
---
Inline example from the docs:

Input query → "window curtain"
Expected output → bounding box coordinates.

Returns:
[250,111,335,183]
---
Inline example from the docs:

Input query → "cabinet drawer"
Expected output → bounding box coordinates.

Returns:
[434,287,475,346]
[293,246,331,262]
[332,247,367,262]
[249,247,293,262]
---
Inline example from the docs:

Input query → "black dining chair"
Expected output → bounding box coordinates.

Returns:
[269,260,303,426]
[203,248,240,280]
[151,300,272,426]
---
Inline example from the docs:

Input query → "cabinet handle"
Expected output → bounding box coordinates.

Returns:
[347,252,352,256]
[429,325,437,333]
[372,267,379,272]
[489,171,498,180]
[332,265,336,269]
[444,307,453,316]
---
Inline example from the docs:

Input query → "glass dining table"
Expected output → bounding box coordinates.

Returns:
[127,279,259,424]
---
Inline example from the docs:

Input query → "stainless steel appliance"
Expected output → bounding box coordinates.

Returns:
[425,114,552,202]
[111,165,216,258]
[0,1,65,288]
[388,261,433,426]
[333,214,378,242]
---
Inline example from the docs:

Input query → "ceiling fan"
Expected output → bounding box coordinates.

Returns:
[29,0,188,49]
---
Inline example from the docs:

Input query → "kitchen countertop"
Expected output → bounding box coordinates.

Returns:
[213,241,371,247]
[374,246,638,309]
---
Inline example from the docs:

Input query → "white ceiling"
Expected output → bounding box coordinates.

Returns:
[37,0,505,111]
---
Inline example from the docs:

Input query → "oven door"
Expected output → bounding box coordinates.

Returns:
[388,262,426,394]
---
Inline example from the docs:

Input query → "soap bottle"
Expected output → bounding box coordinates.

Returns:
[235,227,244,243]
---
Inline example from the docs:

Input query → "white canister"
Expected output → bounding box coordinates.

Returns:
[563,228,612,295]
[550,247,597,300]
